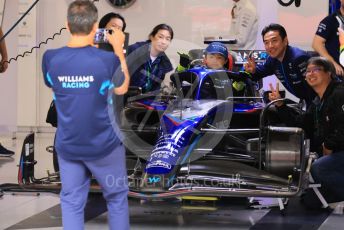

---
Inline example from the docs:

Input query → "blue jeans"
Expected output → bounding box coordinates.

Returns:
[58,145,129,230]
[311,151,344,202]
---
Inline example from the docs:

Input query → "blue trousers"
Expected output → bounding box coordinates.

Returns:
[311,151,344,202]
[58,145,129,230]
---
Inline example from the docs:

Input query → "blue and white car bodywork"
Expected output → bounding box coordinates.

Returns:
[123,67,309,199]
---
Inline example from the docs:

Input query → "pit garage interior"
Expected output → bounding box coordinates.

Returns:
[0,0,344,229]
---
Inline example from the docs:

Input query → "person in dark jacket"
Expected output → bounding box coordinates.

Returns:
[126,24,173,93]
[270,56,344,208]
[98,12,126,52]
[97,12,127,124]
[245,23,316,106]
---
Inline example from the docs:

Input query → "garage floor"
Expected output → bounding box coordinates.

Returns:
[0,133,343,230]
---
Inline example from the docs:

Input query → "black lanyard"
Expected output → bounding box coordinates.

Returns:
[145,60,158,91]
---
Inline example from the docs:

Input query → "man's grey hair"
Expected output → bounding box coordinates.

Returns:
[307,56,337,79]
[67,0,98,35]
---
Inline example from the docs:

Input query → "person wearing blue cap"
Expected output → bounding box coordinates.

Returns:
[176,42,230,72]
[205,42,246,92]
[203,42,229,69]
[176,42,246,93]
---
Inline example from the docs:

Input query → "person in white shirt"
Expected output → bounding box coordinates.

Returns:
[229,0,258,50]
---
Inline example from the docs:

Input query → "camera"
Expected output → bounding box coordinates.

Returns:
[94,28,113,44]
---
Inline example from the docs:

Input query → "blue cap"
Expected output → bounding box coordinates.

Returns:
[205,42,228,59]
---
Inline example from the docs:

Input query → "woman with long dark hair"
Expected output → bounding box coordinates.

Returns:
[98,12,126,52]
[127,24,174,93]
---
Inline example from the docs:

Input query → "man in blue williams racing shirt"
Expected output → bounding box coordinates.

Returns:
[245,23,316,106]
[42,1,130,229]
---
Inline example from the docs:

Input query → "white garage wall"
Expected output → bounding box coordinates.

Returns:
[0,0,329,132]
[17,0,38,128]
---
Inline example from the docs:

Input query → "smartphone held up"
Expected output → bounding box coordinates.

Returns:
[94,28,113,44]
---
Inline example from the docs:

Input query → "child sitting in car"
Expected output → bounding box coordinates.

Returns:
[176,42,246,95]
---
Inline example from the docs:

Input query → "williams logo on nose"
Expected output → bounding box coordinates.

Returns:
[148,176,161,183]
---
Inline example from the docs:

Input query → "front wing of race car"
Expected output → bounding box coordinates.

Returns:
[123,98,309,199]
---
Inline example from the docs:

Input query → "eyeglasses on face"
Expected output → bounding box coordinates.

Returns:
[305,67,323,75]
